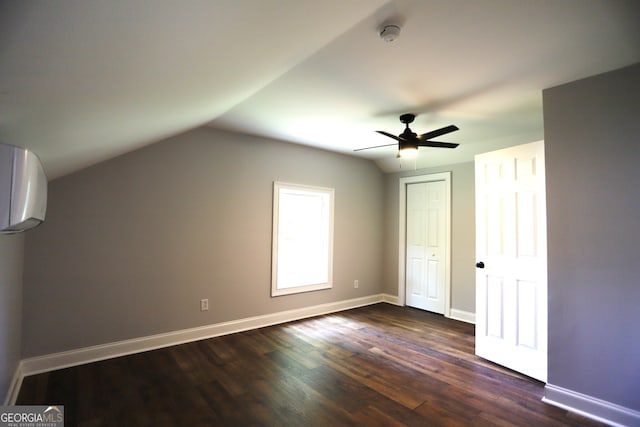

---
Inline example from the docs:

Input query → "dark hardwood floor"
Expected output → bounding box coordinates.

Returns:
[18,303,604,426]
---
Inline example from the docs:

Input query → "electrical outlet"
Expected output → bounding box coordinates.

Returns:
[200,298,209,311]
[354,280,359,289]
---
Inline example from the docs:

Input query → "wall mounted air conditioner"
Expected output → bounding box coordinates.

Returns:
[0,143,47,233]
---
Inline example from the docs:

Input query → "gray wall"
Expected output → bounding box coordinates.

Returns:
[544,63,640,410]
[0,234,24,404]
[22,127,385,357]
[383,162,476,313]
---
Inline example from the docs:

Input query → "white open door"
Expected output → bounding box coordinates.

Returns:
[475,141,547,382]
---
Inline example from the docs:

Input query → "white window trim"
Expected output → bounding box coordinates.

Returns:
[271,181,334,297]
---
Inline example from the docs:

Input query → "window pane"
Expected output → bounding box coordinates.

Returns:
[272,183,334,296]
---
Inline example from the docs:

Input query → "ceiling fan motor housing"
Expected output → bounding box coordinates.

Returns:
[401,128,417,138]
[399,137,418,151]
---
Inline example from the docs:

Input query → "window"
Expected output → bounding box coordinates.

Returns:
[271,182,334,296]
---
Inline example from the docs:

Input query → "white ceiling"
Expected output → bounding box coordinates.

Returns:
[1,1,639,178]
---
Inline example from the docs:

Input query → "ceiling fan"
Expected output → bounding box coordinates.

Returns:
[355,113,459,158]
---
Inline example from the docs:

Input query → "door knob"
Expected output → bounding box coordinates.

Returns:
[475,261,485,269]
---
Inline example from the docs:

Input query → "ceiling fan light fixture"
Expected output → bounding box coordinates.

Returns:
[398,146,418,159]
[398,139,418,158]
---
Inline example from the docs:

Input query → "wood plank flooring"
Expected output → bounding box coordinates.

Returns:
[17,303,604,426]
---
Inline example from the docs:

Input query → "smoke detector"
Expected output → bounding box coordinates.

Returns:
[379,24,401,42]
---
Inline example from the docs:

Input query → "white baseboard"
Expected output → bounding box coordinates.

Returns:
[377,296,475,324]
[19,294,387,381]
[380,293,400,305]
[543,383,640,427]
[449,308,476,324]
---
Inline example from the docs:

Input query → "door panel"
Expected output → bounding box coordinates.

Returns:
[408,257,425,298]
[475,140,547,382]
[516,192,537,257]
[427,260,437,295]
[516,279,538,349]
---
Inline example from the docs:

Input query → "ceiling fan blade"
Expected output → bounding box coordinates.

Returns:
[375,130,405,142]
[354,142,398,152]
[417,141,459,149]
[418,125,459,140]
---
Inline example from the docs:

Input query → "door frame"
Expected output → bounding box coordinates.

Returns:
[398,172,451,317]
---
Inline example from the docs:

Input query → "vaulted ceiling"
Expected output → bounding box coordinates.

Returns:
[1,1,639,178]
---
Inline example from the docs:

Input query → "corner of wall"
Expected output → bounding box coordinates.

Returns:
[0,233,25,405]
